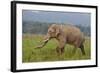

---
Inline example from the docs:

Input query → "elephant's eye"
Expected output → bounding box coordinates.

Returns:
[48,29,51,32]
[49,30,54,33]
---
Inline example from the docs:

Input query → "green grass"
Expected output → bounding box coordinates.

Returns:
[22,34,91,63]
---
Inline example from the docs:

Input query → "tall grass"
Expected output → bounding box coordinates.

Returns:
[22,34,91,63]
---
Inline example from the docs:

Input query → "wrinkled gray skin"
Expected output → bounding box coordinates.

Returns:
[35,24,85,55]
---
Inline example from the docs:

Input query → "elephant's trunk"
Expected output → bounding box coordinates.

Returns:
[34,34,50,49]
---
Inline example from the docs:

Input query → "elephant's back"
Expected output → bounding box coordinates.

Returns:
[62,25,81,35]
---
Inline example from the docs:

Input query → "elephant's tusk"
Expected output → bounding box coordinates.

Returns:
[43,38,49,42]
[34,38,49,49]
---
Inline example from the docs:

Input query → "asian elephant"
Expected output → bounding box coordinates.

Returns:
[35,24,85,55]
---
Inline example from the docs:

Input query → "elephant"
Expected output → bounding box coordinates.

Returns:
[35,24,85,55]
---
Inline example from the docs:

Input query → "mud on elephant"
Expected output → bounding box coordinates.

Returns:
[35,24,85,55]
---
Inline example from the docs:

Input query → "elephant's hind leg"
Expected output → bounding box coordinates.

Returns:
[79,44,85,55]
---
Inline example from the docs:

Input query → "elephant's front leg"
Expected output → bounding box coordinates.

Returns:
[56,40,66,55]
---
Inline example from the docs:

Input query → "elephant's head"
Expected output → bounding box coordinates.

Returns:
[45,24,62,40]
[35,24,62,49]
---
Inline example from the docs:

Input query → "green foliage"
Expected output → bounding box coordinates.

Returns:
[22,34,91,63]
[23,21,91,36]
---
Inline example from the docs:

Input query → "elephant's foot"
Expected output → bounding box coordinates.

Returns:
[61,47,64,54]
[56,47,64,56]
[56,47,60,56]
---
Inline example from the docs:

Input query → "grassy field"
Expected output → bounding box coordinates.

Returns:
[22,34,91,63]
